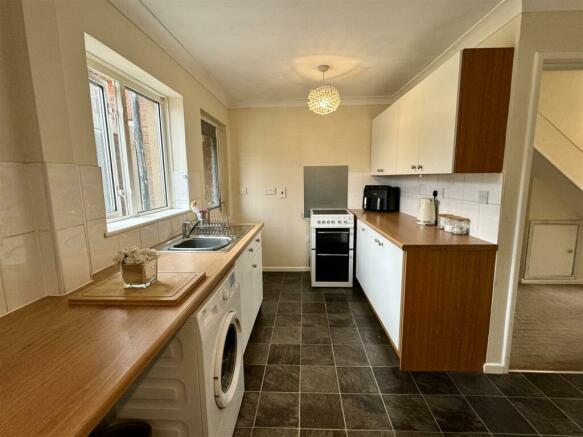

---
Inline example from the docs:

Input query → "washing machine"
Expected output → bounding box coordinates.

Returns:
[114,268,245,437]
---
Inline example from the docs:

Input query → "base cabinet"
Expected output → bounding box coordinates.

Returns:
[355,218,496,371]
[237,232,263,349]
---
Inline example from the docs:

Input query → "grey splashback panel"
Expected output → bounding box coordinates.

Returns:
[303,165,348,218]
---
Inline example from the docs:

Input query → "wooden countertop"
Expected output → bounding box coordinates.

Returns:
[351,210,496,250]
[0,224,263,437]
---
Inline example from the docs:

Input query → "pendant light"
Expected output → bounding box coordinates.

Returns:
[307,65,341,115]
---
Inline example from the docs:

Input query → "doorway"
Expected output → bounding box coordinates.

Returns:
[510,66,583,371]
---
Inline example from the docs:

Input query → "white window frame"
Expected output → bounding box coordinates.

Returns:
[87,58,174,223]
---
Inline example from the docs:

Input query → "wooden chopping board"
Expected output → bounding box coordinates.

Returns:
[68,272,206,306]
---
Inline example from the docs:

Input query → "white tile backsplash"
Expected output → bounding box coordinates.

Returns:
[0,162,36,237]
[157,219,174,242]
[80,166,106,221]
[140,224,159,248]
[0,232,45,311]
[478,203,501,243]
[38,231,59,295]
[56,225,91,292]
[86,219,118,274]
[27,163,51,231]
[118,229,141,250]
[46,163,84,230]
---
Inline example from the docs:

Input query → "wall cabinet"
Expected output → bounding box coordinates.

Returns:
[236,232,263,349]
[355,217,497,371]
[371,48,514,175]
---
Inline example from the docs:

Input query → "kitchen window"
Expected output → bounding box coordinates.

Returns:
[201,119,221,209]
[88,65,170,221]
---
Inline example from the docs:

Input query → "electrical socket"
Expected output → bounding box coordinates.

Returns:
[240,187,248,195]
[479,190,489,204]
[277,187,287,199]
[264,187,276,195]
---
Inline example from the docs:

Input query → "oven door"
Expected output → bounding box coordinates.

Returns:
[312,228,354,252]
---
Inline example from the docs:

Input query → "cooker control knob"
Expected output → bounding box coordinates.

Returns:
[221,288,230,301]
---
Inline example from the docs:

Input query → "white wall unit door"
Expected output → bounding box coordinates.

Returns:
[371,100,400,176]
[417,53,460,174]
[395,86,422,174]
[525,222,579,279]
[237,233,263,349]
[355,219,404,350]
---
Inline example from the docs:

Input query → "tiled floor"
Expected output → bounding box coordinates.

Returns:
[234,272,583,437]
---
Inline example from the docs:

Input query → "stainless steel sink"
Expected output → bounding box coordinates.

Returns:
[157,224,254,252]
[169,236,233,251]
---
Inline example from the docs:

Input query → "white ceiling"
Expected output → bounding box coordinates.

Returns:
[136,0,504,107]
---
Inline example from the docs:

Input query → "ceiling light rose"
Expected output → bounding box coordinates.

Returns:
[307,65,341,115]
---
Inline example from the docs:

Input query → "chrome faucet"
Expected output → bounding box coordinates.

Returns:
[182,219,202,238]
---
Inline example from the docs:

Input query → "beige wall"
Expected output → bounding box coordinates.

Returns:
[229,105,385,268]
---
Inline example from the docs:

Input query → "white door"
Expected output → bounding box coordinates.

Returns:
[417,53,460,174]
[371,101,400,175]
[355,221,372,290]
[525,222,579,278]
[396,86,423,174]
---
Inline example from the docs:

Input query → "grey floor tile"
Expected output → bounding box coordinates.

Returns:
[448,372,503,396]
[249,326,273,343]
[510,397,583,435]
[261,301,279,314]
[383,394,440,432]
[272,327,301,344]
[268,344,301,365]
[245,365,265,391]
[255,311,276,327]
[233,427,253,437]
[278,302,302,314]
[302,326,332,345]
[331,327,363,345]
[359,328,390,345]
[236,391,260,428]
[353,314,382,329]
[303,302,327,314]
[337,366,379,393]
[563,374,583,393]
[466,396,537,434]
[347,432,394,437]
[262,365,300,392]
[342,394,391,430]
[254,428,298,437]
[302,345,335,366]
[325,292,348,302]
[424,395,488,433]
[553,398,583,429]
[328,313,357,327]
[365,344,400,367]
[245,343,270,365]
[524,373,583,399]
[411,372,459,395]
[302,313,329,327]
[255,392,299,428]
[349,302,374,315]
[333,344,370,366]
[302,293,325,303]
[327,302,351,314]
[301,430,347,437]
[487,374,544,397]
[300,393,345,429]
[276,314,302,328]
[301,366,339,393]
[280,292,302,302]
[373,367,419,394]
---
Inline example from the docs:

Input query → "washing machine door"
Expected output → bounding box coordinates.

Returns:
[213,311,242,409]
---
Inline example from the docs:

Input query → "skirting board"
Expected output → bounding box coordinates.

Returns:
[263,266,310,272]
[483,362,507,374]
[520,279,583,285]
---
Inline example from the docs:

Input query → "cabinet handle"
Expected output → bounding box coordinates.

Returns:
[256,238,261,243]
[417,164,423,170]
[377,168,384,173]
[410,164,416,170]
[361,227,365,231]
[248,248,254,252]
[252,264,258,268]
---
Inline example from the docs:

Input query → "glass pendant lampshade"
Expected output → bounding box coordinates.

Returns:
[307,65,341,115]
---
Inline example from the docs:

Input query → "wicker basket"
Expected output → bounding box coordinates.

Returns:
[121,259,158,288]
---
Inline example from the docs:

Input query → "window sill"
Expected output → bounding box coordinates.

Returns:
[105,208,190,237]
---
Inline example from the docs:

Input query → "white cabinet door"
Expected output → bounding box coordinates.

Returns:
[371,101,400,176]
[251,240,263,322]
[396,86,423,174]
[238,234,263,349]
[525,223,579,278]
[355,221,373,291]
[417,53,460,174]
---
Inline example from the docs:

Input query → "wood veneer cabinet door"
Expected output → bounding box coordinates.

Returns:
[454,48,514,173]
[399,247,497,371]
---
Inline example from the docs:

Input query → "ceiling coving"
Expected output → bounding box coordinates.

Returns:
[307,65,341,115]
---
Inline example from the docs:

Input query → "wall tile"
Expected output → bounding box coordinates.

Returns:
[86,219,118,274]
[481,173,503,205]
[46,163,84,230]
[157,219,174,242]
[478,203,501,243]
[56,225,91,293]
[348,172,363,191]
[27,163,51,231]
[171,214,185,236]
[118,229,141,250]
[347,191,362,209]
[38,231,60,295]
[462,201,481,237]
[0,232,45,311]
[462,174,482,202]
[80,165,106,221]
[440,174,464,200]
[140,224,159,248]
[0,162,36,237]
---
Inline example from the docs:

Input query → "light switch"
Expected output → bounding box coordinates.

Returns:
[264,187,276,195]
[479,190,489,204]
[277,187,287,199]
[240,187,248,195]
